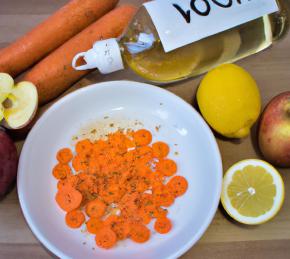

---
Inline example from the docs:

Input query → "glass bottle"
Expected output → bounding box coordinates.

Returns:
[72,0,290,83]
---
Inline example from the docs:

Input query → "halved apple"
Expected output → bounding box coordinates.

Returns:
[0,73,14,103]
[3,81,38,129]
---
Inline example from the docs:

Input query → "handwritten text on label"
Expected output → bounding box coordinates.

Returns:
[173,0,256,23]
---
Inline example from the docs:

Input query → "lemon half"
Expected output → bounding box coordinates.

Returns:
[221,159,284,225]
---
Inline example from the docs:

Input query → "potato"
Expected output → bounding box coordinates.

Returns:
[0,129,18,196]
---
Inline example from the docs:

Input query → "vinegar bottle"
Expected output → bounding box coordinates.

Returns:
[72,0,290,83]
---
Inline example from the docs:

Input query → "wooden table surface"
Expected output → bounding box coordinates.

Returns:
[1,0,290,258]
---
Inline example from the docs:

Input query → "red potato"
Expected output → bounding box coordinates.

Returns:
[0,0,119,77]
[0,129,18,197]
[24,5,137,105]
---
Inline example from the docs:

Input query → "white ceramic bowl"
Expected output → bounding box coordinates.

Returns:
[18,81,222,259]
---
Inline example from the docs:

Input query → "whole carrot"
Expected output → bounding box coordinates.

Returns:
[24,5,137,105]
[0,0,119,77]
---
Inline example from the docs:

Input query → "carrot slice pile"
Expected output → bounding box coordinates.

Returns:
[52,128,188,249]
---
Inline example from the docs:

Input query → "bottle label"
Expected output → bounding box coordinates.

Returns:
[144,0,279,52]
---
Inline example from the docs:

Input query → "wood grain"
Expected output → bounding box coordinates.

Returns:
[1,0,290,258]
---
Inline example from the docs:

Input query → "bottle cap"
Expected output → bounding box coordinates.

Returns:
[72,38,124,74]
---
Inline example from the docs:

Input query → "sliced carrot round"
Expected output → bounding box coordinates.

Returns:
[125,137,135,149]
[104,215,119,226]
[85,199,106,218]
[65,210,85,228]
[156,159,177,177]
[129,223,150,243]
[75,139,93,154]
[52,163,71,180]
[153,185,175,207]
[138,208,152,225]
[57,148,73,164]
[95,226,117,249]
[154,217,172,234]
[57,175,78,190]
[55,187,82,212]
[72,154,89,172]
[86,218,104,234]
[152,207,168,218]
[152,142,169,158]
[134,129,152,146]
[167,176,188,197]
[88,158,101,175]
[135,146,152,157]
[112,219,131,240]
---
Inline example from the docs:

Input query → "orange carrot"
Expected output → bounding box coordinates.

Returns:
[153,185,175,207]
[57,148,73,164]
[72,154,89,172]
[154,217,172,234]
[55,186,82,212]
[75,139,93,155]
[65,210,85,228]
[152,207,168,219]
[156,159,177,177]
[152,142,170,158]
[167,176,188,197]
[104,215,119,226]
[85,199,106,218]
[53,128,188,248]
[136,146,152,157]
[24,5,137,105]
[0,0,119,77]
[95,226,117,249]
[129,223,150,243]
[52,163,71,180]
[106,217,131,240]
[138,208,152,225]
[57,175,78,190]
[86,218,104,234]
[134,129,152,146]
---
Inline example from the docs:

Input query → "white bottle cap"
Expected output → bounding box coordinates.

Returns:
[72,38,124,74]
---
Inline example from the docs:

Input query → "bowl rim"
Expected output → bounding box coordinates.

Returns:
[17,80,223,259]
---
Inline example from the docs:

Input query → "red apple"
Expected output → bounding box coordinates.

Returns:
[258,92,290,167]
[0,128,18,196]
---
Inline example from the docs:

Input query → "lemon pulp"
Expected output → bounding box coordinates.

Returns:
[227,165,276,217]
[221,159,284,225]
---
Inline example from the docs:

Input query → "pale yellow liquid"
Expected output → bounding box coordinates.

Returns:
[121,0,290,83]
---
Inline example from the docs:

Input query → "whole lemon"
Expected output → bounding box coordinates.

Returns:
[197,64,261,138]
